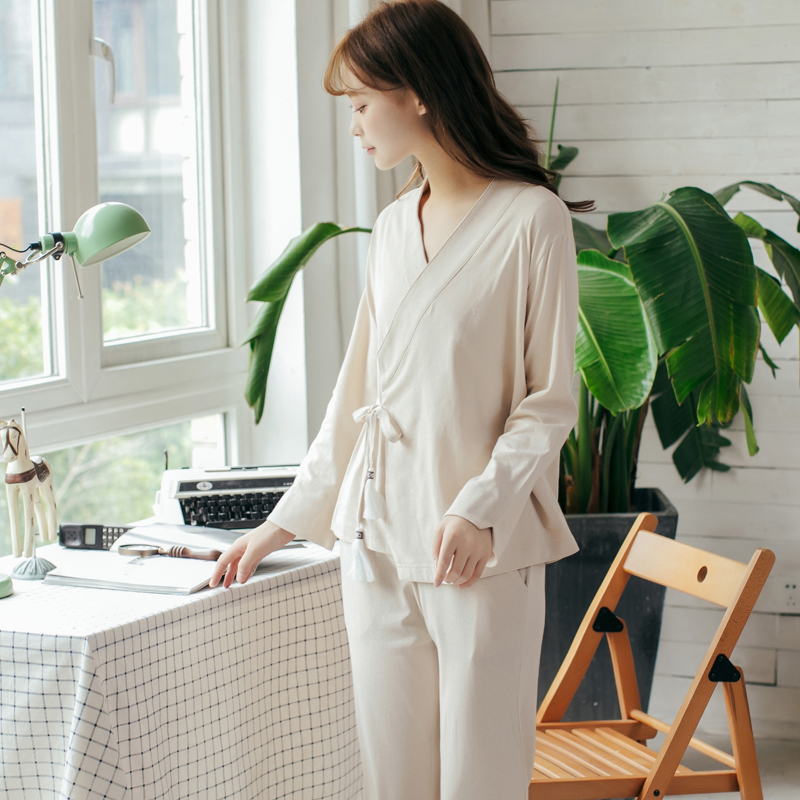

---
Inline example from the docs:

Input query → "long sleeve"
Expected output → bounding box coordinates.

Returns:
[267,250,378,549]
[444,229,579,567]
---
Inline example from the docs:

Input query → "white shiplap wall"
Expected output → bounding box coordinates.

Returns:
[489,0,800,740]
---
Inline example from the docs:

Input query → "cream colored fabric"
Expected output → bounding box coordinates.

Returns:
[269,177,579,581]
[339,539,546,800]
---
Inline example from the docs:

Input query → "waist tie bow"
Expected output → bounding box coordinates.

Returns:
[352,403,403,521]
[347,403,402,584]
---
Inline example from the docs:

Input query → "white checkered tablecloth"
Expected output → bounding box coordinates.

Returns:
[0,543,362,800]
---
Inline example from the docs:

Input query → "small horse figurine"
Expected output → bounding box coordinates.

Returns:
[1,420,57,558]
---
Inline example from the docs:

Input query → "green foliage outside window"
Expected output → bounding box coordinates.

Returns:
[103,274,189,340]
[0,296,45,383]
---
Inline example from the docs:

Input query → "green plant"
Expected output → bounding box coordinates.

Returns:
[244,224,371,423]
[543,80,800,513]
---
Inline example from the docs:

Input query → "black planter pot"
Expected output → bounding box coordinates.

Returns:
[537,487,678,721]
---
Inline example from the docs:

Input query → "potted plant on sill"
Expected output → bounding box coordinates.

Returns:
[538,78,800,720]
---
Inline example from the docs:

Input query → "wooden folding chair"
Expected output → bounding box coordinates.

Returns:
[532,511,775,800]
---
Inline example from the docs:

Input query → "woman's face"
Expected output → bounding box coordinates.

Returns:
[342,67,430,171]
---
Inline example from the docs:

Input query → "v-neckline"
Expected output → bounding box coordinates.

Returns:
[415,176,496,267]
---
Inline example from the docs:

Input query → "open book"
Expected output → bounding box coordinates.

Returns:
[43,523,316,594]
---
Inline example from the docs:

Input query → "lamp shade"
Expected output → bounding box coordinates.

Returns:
[71,202,151,267]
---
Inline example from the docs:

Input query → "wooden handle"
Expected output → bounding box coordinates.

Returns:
[164,545,222,561]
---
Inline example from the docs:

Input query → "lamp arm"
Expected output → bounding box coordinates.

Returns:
[0,242,38,282]
[0,242,63,284]
[23,242,64,265]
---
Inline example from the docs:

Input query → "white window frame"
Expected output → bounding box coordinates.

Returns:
[0,0,253,462]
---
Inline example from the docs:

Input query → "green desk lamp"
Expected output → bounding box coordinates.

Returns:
[0,201,151,297]
[0,203,150,593]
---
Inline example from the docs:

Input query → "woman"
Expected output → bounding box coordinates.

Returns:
[211,1,594,797]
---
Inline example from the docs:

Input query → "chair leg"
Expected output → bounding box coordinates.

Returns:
[723,670,763,800]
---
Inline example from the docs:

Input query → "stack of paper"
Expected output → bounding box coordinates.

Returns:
[44,549,213,594]
[43,523,314,594]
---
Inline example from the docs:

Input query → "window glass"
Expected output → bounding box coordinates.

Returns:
[0,0,48,384]
[0,414,225,557]
[94,0,206,342]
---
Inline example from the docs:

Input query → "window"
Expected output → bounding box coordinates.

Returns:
[94,0,224,357]
[0,414,226,557]
[0,0,47,385]
[0,0,250,477]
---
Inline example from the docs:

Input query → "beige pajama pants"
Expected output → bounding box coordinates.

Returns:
[339,540,546,800]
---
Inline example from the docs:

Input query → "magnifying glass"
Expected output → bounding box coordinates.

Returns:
[118,544,222,561]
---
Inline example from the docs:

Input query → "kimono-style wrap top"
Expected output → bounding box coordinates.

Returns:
[268,177,580,582]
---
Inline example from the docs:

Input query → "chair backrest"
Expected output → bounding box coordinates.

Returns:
[623,529,749,608]
[537,512,775,724]
[536,511,775,800]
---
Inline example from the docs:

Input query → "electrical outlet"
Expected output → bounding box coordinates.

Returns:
[780,579,798,612]
[754,574,800,615]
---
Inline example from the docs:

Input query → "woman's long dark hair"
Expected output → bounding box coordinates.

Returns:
[324,0,594,213]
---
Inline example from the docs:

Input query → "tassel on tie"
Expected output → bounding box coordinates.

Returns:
[352,404,401,522]
[348,402,401,584]
[362,469,386,519]
[348,528,375,582]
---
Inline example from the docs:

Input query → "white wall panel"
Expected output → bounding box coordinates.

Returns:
[492,26,800,71]
[491,0,800,34]
[521,137,800,177]
[518,100,800,141]
[496,64,800,106]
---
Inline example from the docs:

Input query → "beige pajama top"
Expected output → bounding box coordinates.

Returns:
[268,176,580,582]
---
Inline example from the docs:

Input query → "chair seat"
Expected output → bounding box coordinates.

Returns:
[531,726,738,800]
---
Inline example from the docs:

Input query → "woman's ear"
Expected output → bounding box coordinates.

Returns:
[407,90,426,116]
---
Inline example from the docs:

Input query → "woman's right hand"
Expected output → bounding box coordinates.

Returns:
[209,520,296,589]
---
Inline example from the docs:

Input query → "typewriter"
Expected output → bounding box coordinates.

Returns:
[153,465,299,530]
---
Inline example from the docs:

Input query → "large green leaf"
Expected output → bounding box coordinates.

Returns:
[739,384,759,457]
[244,294,288,424]
[575,249,657,413]
[756,268,800,344]
[714,181,800,233]
[733,211,800,311]
[549,144,579,172]
[763,230,800,309]
[247,223,371,303]
[650,362,731,482]
[572,218,614,257]
[244,222,372,423]
[607,187,759,425]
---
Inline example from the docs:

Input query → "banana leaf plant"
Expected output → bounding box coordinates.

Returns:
[544,79,800,513]
[244,223,371,423]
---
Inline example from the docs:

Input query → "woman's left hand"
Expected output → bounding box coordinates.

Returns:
[432,514,493,589]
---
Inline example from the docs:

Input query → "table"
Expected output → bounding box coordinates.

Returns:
[0,542,363,799]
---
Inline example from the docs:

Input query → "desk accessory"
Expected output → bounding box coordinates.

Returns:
[59,523,130,550]
[43,548,221,594]
[40,536,311,594]
[153,465,299,529]
[2,409,57,579]
[118,543,222,561]
[0,201,150,297]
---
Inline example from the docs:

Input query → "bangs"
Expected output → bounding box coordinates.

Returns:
[323,33,403,97]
